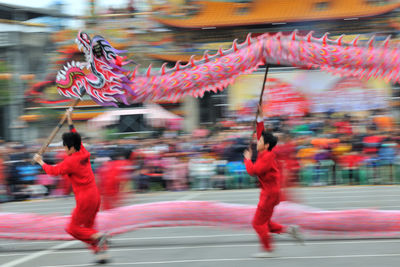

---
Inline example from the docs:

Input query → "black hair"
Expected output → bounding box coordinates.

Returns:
[62,132,81,151]
[261,131,278,151]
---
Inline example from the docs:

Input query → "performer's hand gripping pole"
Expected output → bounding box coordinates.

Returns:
[31,98,81,164]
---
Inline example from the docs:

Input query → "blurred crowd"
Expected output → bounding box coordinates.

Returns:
[0,108,398,205]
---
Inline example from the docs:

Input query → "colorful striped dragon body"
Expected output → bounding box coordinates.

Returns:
[56,31,399,105]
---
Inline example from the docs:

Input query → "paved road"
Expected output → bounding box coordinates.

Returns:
[1,185,400,267]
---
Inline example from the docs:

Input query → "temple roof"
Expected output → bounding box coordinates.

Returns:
[154,0,400,29]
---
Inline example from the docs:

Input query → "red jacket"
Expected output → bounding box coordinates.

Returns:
[43,128,96,193]
[244,121,280,193]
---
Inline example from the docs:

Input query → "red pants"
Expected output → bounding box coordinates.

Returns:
[66,185,101,252]
[252,191,285,252]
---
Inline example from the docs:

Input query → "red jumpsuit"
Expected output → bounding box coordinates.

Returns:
[244,121,285,252]
[42,128,101,252]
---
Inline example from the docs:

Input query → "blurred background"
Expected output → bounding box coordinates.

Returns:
[0,0,399,205]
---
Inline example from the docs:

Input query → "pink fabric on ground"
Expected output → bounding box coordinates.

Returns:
[0,201,400,240]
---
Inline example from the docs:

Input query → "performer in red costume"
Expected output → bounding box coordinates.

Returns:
[97,149,131,210]
[243,105,302,258]
[34,109,110,264]
[274,133,300,202]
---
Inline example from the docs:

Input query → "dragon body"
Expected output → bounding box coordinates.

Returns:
[56,31,399,105]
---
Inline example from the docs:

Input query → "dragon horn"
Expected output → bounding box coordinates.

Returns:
[383,35,391,49]
[189,56,196,67]
[336,35,345,46]
[203,50,210,62]
[306,31,315,42]
[245,33,252,45]
[321,32,329,45]
[161,63,168,75]
[291,30,298,41]
[367,35,375,47]
[175,60,181,71]
[352,35,360,47]
[232,39,239,52]
[146,64,152,77]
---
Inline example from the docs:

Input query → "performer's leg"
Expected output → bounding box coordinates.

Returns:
[73,218,110,265]
[252,205,274,252]
[66,194,102,253]
[269,220,286,234]
[66,207,99,252]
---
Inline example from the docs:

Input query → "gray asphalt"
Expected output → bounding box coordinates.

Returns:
[1,185,400,267]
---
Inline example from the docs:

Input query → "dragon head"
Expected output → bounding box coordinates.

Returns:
[56,31,92,90]
[56,31,132,105]
[75,31,121,68]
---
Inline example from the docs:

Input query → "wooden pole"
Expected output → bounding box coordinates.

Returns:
[257,64,269,106]
[31,97,82,164]
[249,64,270,146]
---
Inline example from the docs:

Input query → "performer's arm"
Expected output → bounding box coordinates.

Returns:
[256,104,265,140]
[33,154,71,176]
[42,160,71,176]
[256,119,264,140]
[244,156,270,176]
